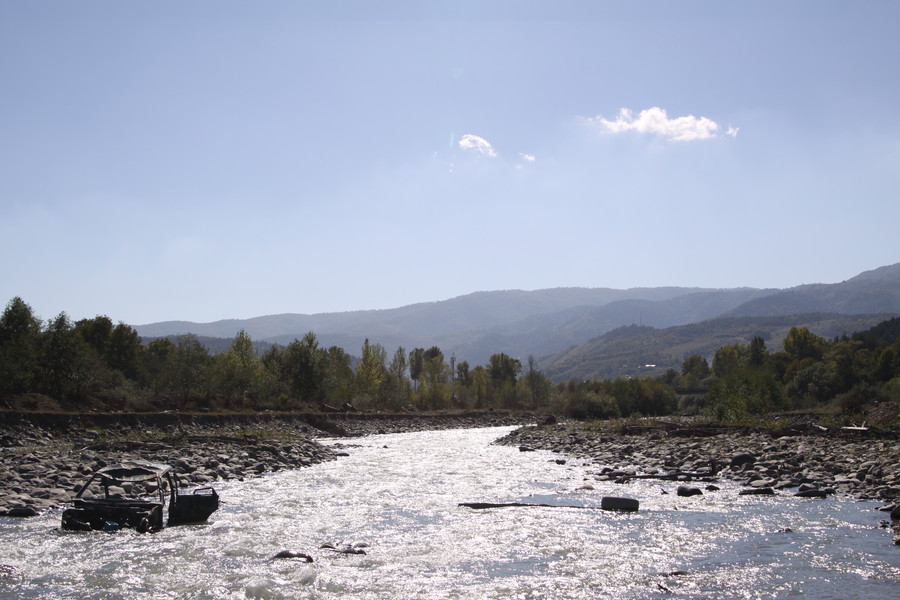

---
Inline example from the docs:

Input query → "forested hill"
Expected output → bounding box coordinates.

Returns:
[721,263,900,317]
[540,313,896,382]
[133,262,900,369]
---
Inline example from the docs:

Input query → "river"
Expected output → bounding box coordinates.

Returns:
[1,426,898,599]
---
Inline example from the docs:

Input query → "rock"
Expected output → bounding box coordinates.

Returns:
[6,506,38,517]
[676,486,703,497]
[273,550,313,562]
[795,489,828,498]
[600,496,639,511]
[730,453,756,468]
[892,505,900,521]
[739,487,775,496]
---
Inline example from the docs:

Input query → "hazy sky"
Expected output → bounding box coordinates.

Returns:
[2,1,898,325]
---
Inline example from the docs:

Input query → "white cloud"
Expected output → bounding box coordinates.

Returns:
[726,126,740,138]
[458,133,497,157]
[589,107,722,141]
[518,153,536,162]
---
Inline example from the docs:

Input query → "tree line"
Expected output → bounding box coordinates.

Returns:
[1,297,898,423]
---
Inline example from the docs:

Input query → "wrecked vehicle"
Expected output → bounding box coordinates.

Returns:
[61,460,219,533]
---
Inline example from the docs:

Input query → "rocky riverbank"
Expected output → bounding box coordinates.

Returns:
[495,420,900,542]
[496,421,900,501]
[0,410,534,517]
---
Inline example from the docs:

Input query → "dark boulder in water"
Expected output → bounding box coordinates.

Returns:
[676,486,702,497]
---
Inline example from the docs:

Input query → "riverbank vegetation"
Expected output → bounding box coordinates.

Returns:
[1,297,898,428]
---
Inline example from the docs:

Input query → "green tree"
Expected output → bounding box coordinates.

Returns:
[783,327,825,362]
[283,332,325,405]
[322,345,355,405]
[356,338,386,404]
[524,355,551,409]
[0,297,42,395]
[143,337,175,399]
[108,322,144,380]
[214,330,260,407]
[487,353,521,408]
[470,365,488,408]
[712,345,743,378]
[681,354,711,379]
[748,336,768,367]
[408,348,425,391]
[171,334,211,405]
[456,361,471,387]
[706,367,786,421]
[39,312,101,400]
[388,346,409,409]
[419,349,451,409]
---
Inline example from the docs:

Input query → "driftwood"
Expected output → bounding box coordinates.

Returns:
[460,496,639,512]
[459,502,588,510]
[620,471,716,482]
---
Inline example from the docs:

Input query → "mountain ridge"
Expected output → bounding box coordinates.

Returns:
[134,262,900,377]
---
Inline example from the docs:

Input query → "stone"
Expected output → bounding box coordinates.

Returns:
[730,453,756,468]
[676,486,703,497]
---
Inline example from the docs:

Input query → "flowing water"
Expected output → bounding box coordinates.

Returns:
[1,426,898,599]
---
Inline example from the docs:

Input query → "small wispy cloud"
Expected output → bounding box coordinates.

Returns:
[726,126,739,138]
[587,107,723,141]
[518,153,536,162]
[458,133,497,157]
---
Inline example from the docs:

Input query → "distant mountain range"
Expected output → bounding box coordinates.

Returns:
[135,262,900,381]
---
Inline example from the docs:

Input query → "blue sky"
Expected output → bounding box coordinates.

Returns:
[1,1,898,325]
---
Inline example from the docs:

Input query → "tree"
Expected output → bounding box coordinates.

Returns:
[108,322,144,380]
[470,365,488,408]
[144,338,175,399]
[0,297,42,395]
[419,348,451,409]
[524,355,551,409]
[322,345,355,405]
[487,353,521,408]
[488,353,521,386]
[388,346,409,408]
[408,348,425,391]
[748,336,768,367]
[356,338,386,403]
[706,367,786,421]
[456,360,470,387]
[215,330,260,407]
[783,327,825,362]
[681,354,711,379]
[39,312,99,400]
[171,334,210,404]
[712,345,743,378]
[283,332,325,405]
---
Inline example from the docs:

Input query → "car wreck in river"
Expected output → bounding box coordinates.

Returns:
[61,460,219,533]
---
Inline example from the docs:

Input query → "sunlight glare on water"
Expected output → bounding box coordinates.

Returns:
[1,426,898,599]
